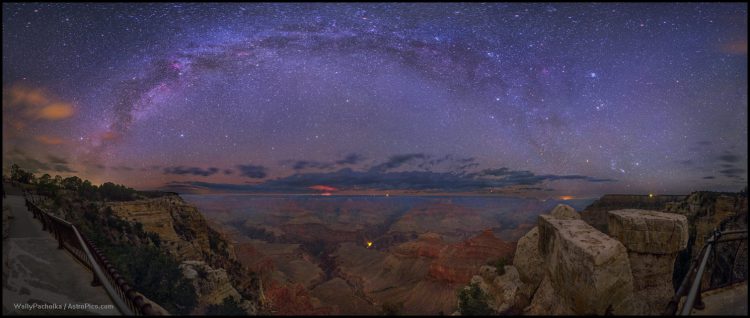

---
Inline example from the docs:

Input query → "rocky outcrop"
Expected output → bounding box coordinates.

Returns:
[608,209,689,254]
[663,191,748,257]
[512,227,543,300]
[549,203,579,220]
[535,213,634,315]
[525,276,573,315]
[107,196,215,261]
[105,195,260,314]
[180,261,242,304]
[663,191,748,295]
[608,209,688,315]
[469,265,523,314]
[467,204,691,316]
[580,194,686,233]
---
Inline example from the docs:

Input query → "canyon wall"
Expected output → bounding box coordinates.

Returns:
[106,195,262,314]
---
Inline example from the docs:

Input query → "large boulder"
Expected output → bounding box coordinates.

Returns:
[550,204,580,220]
[537,214,635,315]
[513,204,577,294]
[524,276,574,315]
[608,209,689,314]
[512,226,543,297]
[608,209,688,254]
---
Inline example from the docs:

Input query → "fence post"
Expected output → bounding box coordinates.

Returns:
[57,227,64,249]
[693,288,705,310]
[91,272,102,286]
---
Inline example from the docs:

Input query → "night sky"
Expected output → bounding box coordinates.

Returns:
[2,3,747,197]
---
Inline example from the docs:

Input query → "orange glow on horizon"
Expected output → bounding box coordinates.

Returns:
[559,195,574,200]
[309,185,338,192]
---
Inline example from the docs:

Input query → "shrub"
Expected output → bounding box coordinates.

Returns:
[488,257,508,276]
[206,297,246,315]
[457,282,495,316]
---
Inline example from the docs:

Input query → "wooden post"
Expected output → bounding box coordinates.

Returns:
[57,229,64,249]
[91,273,102,286]
[693,289,705,310]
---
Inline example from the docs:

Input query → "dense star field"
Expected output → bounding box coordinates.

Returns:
[2,3,747,197]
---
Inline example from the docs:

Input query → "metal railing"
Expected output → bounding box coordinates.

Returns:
[23,192,163,316]
[663,228,748,315]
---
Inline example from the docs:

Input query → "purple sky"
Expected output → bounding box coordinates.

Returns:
[2,3,747,197]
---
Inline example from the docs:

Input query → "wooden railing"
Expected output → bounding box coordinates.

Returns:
[663,228,748,315]
[23,192,163,316]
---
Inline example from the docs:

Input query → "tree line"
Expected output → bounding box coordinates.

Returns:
[9,163,138,201]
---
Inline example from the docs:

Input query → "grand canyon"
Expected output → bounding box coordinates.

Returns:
[3,2,747,316]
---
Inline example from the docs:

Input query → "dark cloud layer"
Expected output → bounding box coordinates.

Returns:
[164,166,615,193]
[163,166,220,177]
[719,168,745,179]
[236,164,268,178]
[718,153,741,163]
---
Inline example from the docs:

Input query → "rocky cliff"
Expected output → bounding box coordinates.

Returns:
[663,191,748,256]
[662,191,748,289]
[580,191,747,291]
[105,195,261,314]
[465,204,689,315]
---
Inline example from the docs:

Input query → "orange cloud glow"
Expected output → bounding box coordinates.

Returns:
[37,103,75,120]
[101,130,120,141]
[4,85,75,120]
[34,134,65,145]
[309,185,338,192]
[721,39,747,55]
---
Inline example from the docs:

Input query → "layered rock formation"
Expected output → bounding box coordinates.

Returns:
[333,230,515,314]
[104,195,260,314]
[179,260,258,312]
[107,196,217,261]
[466,204,689,315]
[428,229,515,284]
[663,191,748,291]
[663,191,748,257]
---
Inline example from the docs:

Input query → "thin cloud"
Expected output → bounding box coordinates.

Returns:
[237,164,267,178]
[163,166,220,177]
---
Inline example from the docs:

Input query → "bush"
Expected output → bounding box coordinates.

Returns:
[206,297,246,315]
[488,257,508,275]
[457,282,495,316]
[101,243,197,315]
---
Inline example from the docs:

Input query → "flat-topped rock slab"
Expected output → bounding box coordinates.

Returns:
[607,209,688,254]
